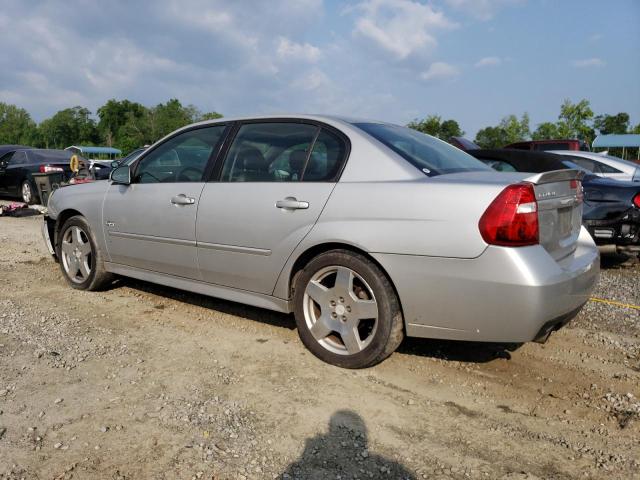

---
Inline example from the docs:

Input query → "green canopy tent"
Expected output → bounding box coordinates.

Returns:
[592,134,640,161]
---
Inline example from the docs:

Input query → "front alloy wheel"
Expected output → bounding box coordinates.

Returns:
[60,225,93,283]
[56,215,113,291]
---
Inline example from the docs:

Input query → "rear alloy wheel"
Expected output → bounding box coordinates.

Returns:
[294,250,404,368]
[57,216,113,291]
[21,180,36,204]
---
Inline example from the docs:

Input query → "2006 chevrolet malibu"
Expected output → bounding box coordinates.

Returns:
[42,115,600,368]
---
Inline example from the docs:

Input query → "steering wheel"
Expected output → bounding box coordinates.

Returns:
[177,167,202,182]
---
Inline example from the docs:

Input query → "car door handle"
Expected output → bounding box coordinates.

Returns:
[171,194,195,205]
[276,197,309,210]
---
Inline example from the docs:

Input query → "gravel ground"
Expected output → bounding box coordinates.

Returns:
[0,208,638,479]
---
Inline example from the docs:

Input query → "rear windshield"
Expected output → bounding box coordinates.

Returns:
[354,123,491,176]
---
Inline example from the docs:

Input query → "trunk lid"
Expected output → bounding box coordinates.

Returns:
[524,169,584,261]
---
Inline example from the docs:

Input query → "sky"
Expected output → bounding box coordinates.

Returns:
[0,0,638,137]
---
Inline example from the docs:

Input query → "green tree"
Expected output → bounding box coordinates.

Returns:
[117,99,221,152]
[557,98,594,142]
[0,103,37,145]
[593,112,630,135]
[439,119,464,140]
[474,113,530,148]
[38,106,99,149]
[97,99,146,147]
[500,113,530,143]
[198,111,224,121]
[407,115,464,141]
[532,121,561,140]
[474,126,505,149]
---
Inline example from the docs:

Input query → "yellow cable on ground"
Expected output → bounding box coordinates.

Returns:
[590,297,640,311]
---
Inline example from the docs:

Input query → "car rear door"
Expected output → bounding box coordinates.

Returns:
[102,125,228,278]
[196,121,348,295]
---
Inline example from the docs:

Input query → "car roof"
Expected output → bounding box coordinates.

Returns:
[187,114,387,129]
[547,150,639,173]
[19,149,73,162]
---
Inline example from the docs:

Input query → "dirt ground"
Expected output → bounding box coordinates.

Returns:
[0,209,639,480]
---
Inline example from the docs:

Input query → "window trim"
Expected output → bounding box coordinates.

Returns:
[129,123,231,184]
[206,118,351,183]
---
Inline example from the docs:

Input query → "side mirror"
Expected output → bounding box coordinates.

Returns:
[110,165,132,185]
[111,161,120,168]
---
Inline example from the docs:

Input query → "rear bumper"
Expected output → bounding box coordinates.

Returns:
[373,226,599,343]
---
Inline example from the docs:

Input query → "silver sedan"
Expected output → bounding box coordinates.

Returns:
[42,115,599,368]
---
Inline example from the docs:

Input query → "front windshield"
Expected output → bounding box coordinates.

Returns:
[354,123,491,176]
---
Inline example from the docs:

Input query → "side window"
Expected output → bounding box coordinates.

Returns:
[134,126,226,183]
[9,151,27,165]
[221,123,318,182]
[303,129,347,181]
[571,158,596,172]
[490,160,517,172]
[594,161,622,174]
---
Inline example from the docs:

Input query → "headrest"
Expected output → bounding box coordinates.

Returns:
[238,146,267,171]
[289,149,308,170]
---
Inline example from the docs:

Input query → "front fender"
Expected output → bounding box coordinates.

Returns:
[47,182,111,256]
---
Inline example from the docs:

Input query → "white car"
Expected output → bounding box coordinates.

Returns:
[548,151,640,182]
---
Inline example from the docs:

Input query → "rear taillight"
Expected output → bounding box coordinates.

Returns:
[40,165,64,173]
[633,193,640,209]
[479,182,539,247]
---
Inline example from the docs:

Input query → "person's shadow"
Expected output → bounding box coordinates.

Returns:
[280,410,416,479]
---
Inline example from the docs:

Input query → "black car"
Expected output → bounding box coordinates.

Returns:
[0,144,31,157]
[467,149,640,255]
[0,148,74,204]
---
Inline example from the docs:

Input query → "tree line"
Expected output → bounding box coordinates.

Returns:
[0,99,222,155]
[408,98,640,158]
[0,97,637,157]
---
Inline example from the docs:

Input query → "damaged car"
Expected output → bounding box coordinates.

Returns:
[42,116,599,368]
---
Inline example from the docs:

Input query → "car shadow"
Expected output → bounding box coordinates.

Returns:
[109,277,522,364]
[112,277,297,331]
[398,337,522,363]
[599,252,639,269]
[279,410,416,479]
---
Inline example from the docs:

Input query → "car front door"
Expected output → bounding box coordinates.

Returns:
[103,125,228,278]
[0,152,14,193]
[3,151,28,196]
[196,122,348,295]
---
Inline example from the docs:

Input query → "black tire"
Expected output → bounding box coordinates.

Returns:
[21,180,38,205]
[56,215,113,291]
[293,249,404,369]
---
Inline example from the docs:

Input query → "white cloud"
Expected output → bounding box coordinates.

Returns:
[291,69,331,91]
[352,0,457,59]
[0,0,330,119]
[445,0,524,21]
[277,37,322,63]
[589,33,603,42]
[474,56,502,67]
[420,62,460,81]
[571,58,606,68]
